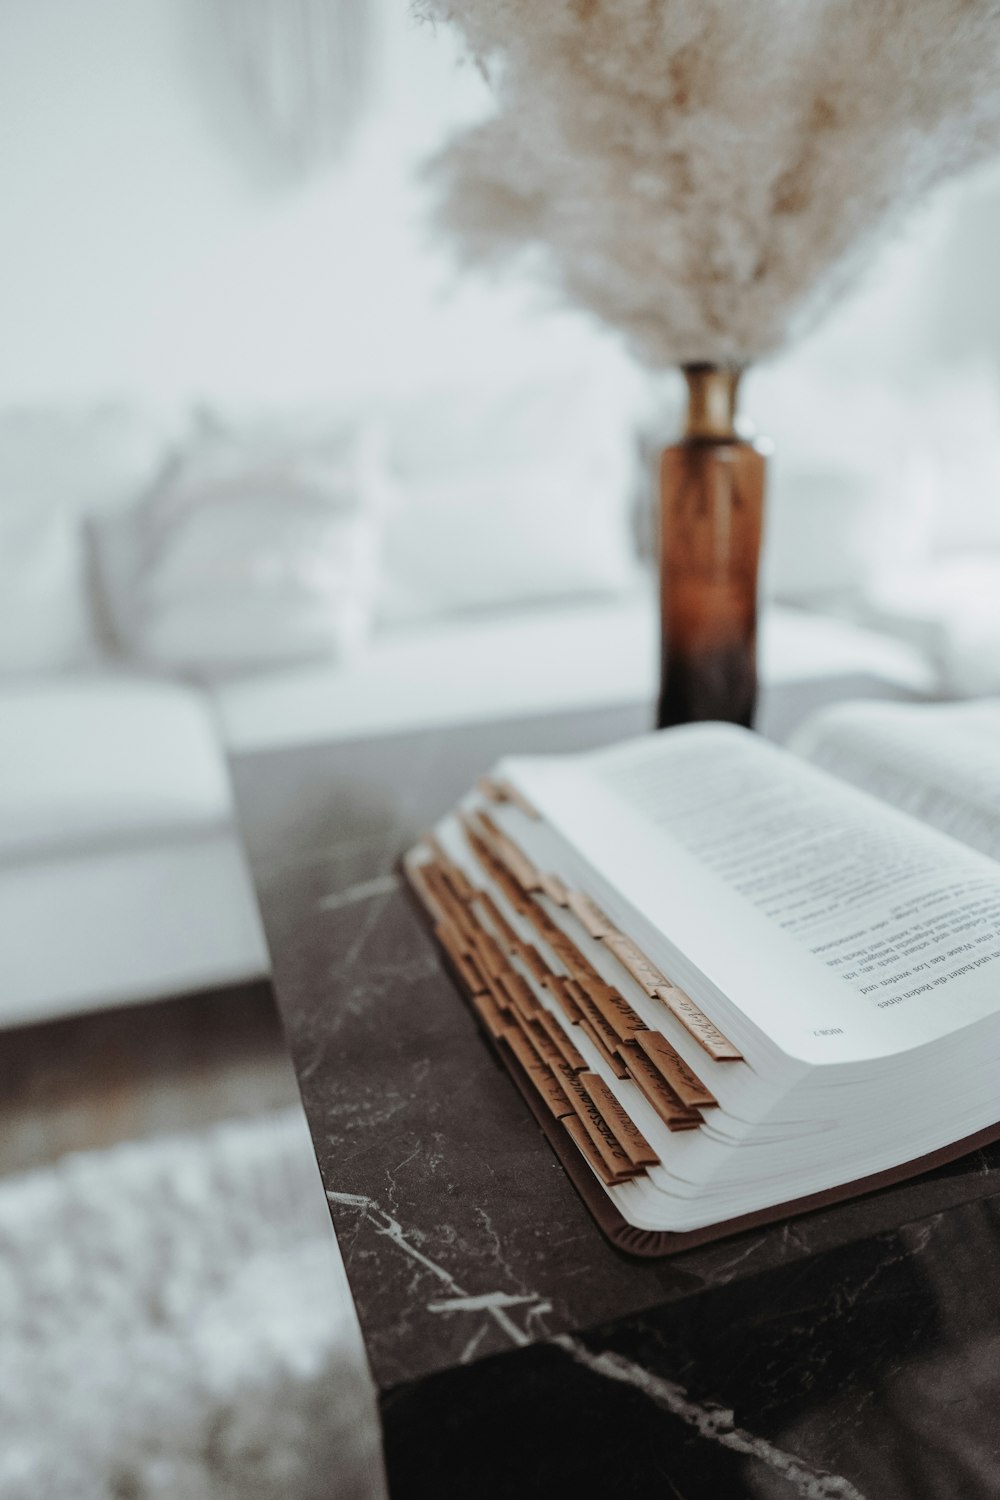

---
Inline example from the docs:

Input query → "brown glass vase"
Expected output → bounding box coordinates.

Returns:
[656,365,767,730]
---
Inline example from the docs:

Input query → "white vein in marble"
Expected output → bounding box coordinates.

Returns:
[327,1190,538,1349]
[553,1335,869,1500]
[318,874,400,913]
[328,1187,869,1496]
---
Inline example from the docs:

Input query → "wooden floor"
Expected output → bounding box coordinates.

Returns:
[0,982,300,1180]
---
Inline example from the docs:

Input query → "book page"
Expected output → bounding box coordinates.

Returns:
[791,698,1000,863]
[506,725,1000,1063]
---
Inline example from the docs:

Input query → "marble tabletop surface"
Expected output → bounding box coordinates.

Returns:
[232,684,1000,1499]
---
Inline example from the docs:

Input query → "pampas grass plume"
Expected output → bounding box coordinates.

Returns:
[419,0,1000,366]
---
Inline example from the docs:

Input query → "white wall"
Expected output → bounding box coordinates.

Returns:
[1,0,1000,410]
[0,0,620,406]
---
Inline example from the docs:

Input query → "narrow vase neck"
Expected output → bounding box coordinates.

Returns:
[682,364,743,440]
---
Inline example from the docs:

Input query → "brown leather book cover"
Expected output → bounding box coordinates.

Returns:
[401,852,1000,1260]
[491,1010,1000,1258]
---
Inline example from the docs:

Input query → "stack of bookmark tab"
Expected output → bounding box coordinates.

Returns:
[404,775,745,1237]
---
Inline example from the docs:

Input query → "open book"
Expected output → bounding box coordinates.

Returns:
[405,698,1000,1255]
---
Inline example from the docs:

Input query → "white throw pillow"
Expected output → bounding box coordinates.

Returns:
[752,362,1000,603]
[0,406,183,674]
[749,368,935,604]
[377,369,645,627]
[91,414,388,678]
[852,554,1000,697]
[908,363,1000,555]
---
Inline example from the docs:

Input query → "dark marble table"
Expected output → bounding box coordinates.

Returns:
[231,680,1000,1500]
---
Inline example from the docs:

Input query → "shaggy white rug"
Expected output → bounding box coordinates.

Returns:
[0,1110,385,1500]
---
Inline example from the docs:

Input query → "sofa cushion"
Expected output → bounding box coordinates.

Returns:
[377,367,645,626]
[0,677,233,860]
[213,595,935,753]
[0,834,268,1026]
[91,414,389,678]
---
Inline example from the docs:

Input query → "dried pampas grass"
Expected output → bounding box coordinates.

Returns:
[418,0,1000,366]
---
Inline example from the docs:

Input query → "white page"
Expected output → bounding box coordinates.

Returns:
[505,725,1000,1064]
[791,698,1000,862]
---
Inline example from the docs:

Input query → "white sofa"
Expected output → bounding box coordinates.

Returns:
[214,591,933,754]
[0,589,935,1029]
[2,611,936,1031]
[6,367,983,1029]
